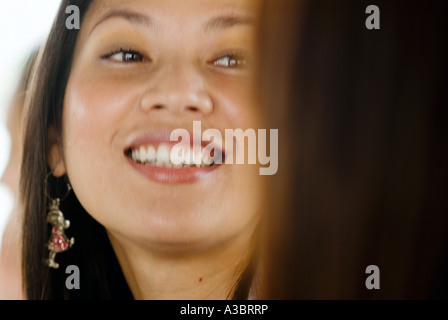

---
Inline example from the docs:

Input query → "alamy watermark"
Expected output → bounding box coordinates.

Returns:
[65,265,80,290]
[365,265,380,290]
[66,5,80,30]
[365,5,380,30]
[169,121,278,176]
[62,4,380,176]
[66,4,381,31]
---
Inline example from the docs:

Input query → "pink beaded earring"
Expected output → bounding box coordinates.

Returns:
[44,173,75,269]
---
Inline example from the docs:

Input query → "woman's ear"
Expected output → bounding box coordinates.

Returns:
[47,126,66,177]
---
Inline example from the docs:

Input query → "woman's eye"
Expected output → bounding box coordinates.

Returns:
[213,54,247,69]
[103,49,146,63]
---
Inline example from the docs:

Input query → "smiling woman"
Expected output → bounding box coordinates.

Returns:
[21,0,264,300]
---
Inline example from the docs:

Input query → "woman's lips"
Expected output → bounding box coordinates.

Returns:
[124,129,225,184]
[125,156,220,184]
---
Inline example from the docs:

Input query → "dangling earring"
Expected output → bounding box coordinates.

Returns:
[45,173,75,269]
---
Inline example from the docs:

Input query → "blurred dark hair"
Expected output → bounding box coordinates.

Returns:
[14,50,40,106]
[21,0,255,300]
[258,0,448,298]
[21,0,133,299]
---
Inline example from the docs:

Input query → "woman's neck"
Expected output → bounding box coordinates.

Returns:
[107,231,254,300]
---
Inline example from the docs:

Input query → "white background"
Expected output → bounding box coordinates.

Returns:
[0,0,61,247]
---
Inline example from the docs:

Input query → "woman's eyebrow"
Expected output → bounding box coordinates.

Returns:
[90,10,155,35]
[203,14,254,32]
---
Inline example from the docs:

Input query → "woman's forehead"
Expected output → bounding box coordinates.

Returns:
[83,0,257,30]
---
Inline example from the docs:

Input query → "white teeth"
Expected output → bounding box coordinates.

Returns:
[184,149,192,166]
[170,145,185,167]
[202,152,212,165]
[194,151,202,167]
[140,146,147,162]
[130,144,219,168]
[134,148,141,162]
[147,145,156,163]
[182,149,197,167]
[156,143,170,166]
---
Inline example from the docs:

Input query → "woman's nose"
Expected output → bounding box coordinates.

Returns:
[139,64,213,115]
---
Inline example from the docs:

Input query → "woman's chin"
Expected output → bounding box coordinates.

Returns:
[106,212,229,250]
[110,226,226,254]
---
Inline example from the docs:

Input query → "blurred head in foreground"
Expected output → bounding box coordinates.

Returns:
[258,0,448,299]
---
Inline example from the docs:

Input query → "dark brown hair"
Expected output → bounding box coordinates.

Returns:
[21,0,134,299]
[258,0,448,299]
[21,0,255,300]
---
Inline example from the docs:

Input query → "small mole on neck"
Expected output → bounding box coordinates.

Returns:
[199,277,203,282]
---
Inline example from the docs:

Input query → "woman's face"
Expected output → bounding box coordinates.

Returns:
[58,0,262,250]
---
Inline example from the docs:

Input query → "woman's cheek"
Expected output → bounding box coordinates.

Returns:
[62,75,125,180]
[65,72,132,140]
[210,77,256,124]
